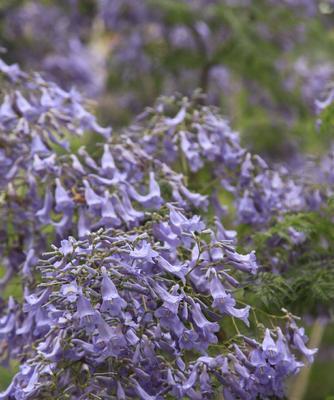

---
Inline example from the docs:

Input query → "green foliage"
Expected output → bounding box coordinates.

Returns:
[247,272,295,311]
[292,263,334,314]
[318,103,334,146]
[242,204,334,316]
[0,363,19,391]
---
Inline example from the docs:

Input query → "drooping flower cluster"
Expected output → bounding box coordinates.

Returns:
[0,209,315,399]
[0,58,111,287]
[0,61,209,292]
[127,93,323,226]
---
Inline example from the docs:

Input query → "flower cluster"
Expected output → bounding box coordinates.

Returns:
[0,210,315,399]
[0,58,111,287]
[127,93,323,226]
[0,61,209,292]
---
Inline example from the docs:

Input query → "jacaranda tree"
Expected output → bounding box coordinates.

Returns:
[1,1,334,399]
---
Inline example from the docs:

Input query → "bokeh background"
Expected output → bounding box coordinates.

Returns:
[1,1,334,398]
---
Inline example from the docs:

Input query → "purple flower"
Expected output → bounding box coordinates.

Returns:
[165,107,186,126]
[101,144,116,173]
[179,131,203,172]
[290,322,317,362]
[130,241,159,263]
[190,302,219,348]
[55,178,73,212]
[22,248,36,278]
[36,189,53,224]
[209,275,250,325]
[0,58,25,81]
[131,379,156,400]
[179,329,199,350]
[60,280,80,303]
[127,172,162,208]
[168,205,204,236]
[15,91,33,116]
[95,317,126,357]
[78,207,91,237]
[154,283,184,335]
[84,179,104,210]
[74,294,98,331]
[24,289,50,313]
[0,95,16,122]
[262,329,281,365]
[225,248,258,275]
[100,267,127,316]
[59,239,73,256]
